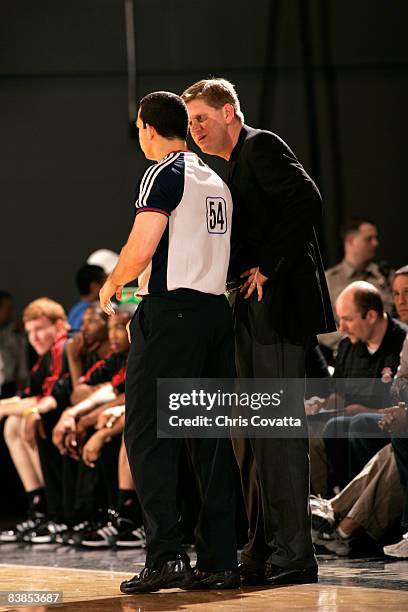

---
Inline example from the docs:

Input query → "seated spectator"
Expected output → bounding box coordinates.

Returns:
[32,307,138,547]
[310,443,404,556]
[87,249,119,275]
[380,334,408,558]
[82,405,125,469]
[310,281,407,493]
[66,303,111,391]
[80,429,145,550]
[0,306,113,544]
[0,298,70,543]
[67,264,106,332]
[320,217,393,359]
[391,265,408,327]
[52,306,131,450]
[0,290,29,398]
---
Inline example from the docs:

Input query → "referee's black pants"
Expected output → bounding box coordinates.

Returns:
[231,289,317,571]
[124,290,238,571]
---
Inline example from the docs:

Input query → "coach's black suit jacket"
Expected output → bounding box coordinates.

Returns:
[228,124,336,338]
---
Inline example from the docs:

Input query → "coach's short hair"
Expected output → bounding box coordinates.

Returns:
[181,78,244,123]
[139,91,188,140]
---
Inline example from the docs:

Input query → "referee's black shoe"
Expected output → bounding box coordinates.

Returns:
[264,564,318,586]
[120,555,193,594]
[182,568,240,590]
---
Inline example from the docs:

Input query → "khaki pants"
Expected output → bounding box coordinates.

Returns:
[331,444,404,541]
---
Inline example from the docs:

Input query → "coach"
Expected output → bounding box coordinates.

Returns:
[183,78,336,586]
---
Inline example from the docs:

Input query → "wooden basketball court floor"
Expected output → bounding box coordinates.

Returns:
[1,545,408,611]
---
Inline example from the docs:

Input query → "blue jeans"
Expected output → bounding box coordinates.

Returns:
[323,413,389,488]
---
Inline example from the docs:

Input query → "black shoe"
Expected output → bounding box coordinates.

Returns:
[120,555,193,594]
[238,561,267,586]
[183,568,240,590]
[264,564,318,586]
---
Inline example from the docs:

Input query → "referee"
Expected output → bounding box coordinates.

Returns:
[99,91,239,593]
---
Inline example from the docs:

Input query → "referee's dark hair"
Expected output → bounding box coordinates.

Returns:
[76,264,106,296]
[353,286,384,319]
[139,91,188,140]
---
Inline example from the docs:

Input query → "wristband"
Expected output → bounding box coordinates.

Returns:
[22,406,39,417]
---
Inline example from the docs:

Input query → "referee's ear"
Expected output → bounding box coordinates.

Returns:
[146,124,156,141]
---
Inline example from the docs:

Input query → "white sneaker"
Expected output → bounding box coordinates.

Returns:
[310,495,336,536]
[383,532,408,558]
[314,528,351,556]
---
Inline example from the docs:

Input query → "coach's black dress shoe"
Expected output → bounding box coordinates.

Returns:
[120,555,193,594]
[238,562,267,586]
[182,568,240,590]
[264,564,318,586]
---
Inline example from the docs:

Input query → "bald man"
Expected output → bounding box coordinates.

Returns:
[335,281,389,349]
[321,281,407,488]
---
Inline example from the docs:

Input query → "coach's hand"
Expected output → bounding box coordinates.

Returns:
[99,277,123,316]
[240,267,268,302]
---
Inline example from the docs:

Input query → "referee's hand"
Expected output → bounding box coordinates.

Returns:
[99,278,123,315]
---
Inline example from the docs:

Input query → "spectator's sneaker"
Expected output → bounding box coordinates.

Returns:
[80,523,111,548]
[0,512,46,543]
[310,495,336,537]
[314,528,352,556]
[114,525,146,548]
[24,521,69,544]
[383,533,408,558]
[60,521,94,546]
[81,512,144,549]
[78,508,116,548]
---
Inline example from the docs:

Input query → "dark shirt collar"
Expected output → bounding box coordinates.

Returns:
[229,124,250,163]
[357,314,396,356]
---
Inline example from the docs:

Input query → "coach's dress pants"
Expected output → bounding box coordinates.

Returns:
[124,290,238,571]
[232,290,317,571]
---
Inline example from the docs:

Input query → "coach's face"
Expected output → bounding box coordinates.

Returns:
[186,99,230,156]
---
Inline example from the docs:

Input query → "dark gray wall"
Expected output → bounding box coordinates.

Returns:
[1,0,408,314]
